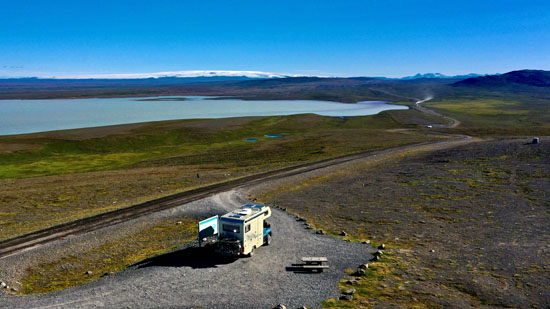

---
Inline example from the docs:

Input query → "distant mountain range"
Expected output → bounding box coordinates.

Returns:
[400,73,485,80]
[454,70,550,87]
[2,69,549,101]
[4,70,549,89]
[1,70,487,81]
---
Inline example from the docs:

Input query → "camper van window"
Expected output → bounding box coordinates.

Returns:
[223,224,240,233]
[245,224,251,233]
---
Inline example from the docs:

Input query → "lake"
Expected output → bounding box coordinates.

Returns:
[0,96,407,136]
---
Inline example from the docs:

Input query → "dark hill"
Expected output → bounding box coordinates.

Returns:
[454,70,550,88]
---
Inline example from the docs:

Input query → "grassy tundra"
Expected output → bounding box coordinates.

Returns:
[0,111,442,241]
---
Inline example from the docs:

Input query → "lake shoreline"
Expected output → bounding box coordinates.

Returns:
[0,96,408,136]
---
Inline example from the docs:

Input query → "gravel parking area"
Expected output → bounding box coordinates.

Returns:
[0,189,373,308]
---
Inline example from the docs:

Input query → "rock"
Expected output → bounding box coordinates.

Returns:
[359,263,369,269]
[273,305,286,309]
[340,231,347,236]
[0,282,6,288]
[339,294,353,301]
[101,271,115,278]
[315,230,324,235]
[343,288,356,295]
[85,270,93,275]
[378,244,386,250]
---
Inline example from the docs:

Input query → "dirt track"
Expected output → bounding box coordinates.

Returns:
[414,98,461,128]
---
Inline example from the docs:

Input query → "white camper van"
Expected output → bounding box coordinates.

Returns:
[215,204,272,256]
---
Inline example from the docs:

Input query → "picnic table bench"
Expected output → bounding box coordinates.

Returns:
[296,257,329,272]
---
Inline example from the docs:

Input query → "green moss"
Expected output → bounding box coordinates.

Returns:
[424,98,550,134]
[0,113,439,179]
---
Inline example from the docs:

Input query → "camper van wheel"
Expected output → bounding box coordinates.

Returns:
[249,247,255,257]
[265,234,272,245]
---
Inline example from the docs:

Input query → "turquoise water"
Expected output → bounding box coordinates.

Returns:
[0,96,407,136]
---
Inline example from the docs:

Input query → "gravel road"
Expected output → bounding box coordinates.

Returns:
[0,189,373,308]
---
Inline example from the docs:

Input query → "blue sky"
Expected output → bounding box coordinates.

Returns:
[1,0,550,78]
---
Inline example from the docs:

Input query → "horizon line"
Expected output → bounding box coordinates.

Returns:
[0,69,496,80]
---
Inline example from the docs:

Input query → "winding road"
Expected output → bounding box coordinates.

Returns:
[413,97,461,128]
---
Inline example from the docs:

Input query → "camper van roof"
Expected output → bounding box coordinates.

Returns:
[221,204,268,221]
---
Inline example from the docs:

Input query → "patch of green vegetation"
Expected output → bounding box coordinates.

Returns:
[324,254,437,308]
[0,113,436,179]
[21,218,197,294]
[425,98,550,135]
[0,111,446,241]
[0,212,16,218]
[386,108,451,126]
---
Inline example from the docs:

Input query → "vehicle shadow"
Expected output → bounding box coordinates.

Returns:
[135,245,238,269]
